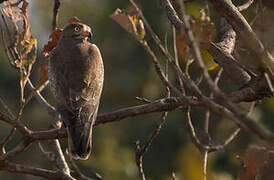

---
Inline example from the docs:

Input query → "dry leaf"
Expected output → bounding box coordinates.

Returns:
[176,7,217,70]
[43,28,63,55]
[238,147,268,180]
[110,8,145,40]
[176,30,189,60]
[192,8,215,50]
[20,0,31,44]
[2,0,23,22]
[36,59,49,89]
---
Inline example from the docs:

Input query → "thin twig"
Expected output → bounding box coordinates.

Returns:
[52,0,61,30]
[135,141,146,180]
[26,79,57,117]
[263,72,274,96]
[172,25,185,94]
[132,0,274,145]
[0,97,17,152]
[39,140,70,176]
[238,0,254,11]
[172,172,177,180]
[177,0,221,97]
[138,40,184,100]
[135,97,152,103]
[65,151,102,180]
[0,128,15,153]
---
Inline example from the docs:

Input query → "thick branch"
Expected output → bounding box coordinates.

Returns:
[209,0,264,55]
[95,97,197,125]
[208,0,274,72]
[209,43,251,85]
[229,75,272,102]
[162,0,251,86]
[32,96,199,140]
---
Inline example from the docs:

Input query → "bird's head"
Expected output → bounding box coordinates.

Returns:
[61,23,93,41]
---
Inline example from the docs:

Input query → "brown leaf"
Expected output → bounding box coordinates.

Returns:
[238,147,268,180]
[36,59,49,90]
[20,1,31,51]
[186,7,215,50]
[257,151,274,180]
[110,8,145,40]
[176,30,189,60]
[43,28,63,55]
[175,6,217,70]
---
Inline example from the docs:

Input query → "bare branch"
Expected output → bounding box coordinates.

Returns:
[172,172,177,180]
[0,138,33,161]
[2,161,75,180]
[162,0,251,87]
[135,97,152,103]
[31,96,199,141]
[131,0,274,144]
[0,128,15,153]
[209,43,251,85]
[135,141,146,180]
[208,0,274,73]
[39,140,70,175]
[138,40,182,97]
[0,111,31,136]
[0,97,17,152]
[238,0,254,11]
[52,0,60,30]
[172,26,185,93]
[264,72,274,96]
[65,151,102,180]
[96,97,198,125]
[229,76,272,102]
[131,0,205,99]
[26,79,57,117]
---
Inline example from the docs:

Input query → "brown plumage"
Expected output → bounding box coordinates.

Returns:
[48,22,104,160]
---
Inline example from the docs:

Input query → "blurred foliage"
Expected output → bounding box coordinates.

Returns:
[0,0,274,180]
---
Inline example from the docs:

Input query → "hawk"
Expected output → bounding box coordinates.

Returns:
[49,22,104,160]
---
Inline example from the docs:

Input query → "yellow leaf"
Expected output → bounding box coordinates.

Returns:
[25,36,37,54]
[186,2,204,19]
[201,50,219,71]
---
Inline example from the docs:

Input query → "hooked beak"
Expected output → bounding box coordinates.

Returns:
[82,24,92,40]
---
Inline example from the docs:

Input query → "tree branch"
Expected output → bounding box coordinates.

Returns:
[208,0,274,73]
[2,161,75,180]
[52,0,60,30]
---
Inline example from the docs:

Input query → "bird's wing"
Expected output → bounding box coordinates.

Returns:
[56,43,104,125]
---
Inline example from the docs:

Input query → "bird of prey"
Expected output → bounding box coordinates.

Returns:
[48,22,104,160]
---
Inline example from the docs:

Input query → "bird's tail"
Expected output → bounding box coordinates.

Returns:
[67,120,93,160]
[60,108,95,160]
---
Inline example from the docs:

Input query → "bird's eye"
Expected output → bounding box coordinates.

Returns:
[74,27,80,32]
